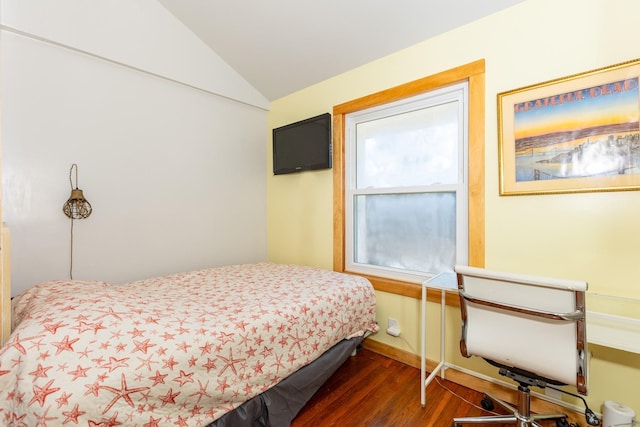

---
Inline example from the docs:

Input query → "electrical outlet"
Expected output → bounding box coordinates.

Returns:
[388,318,398,330]
[386,318,401,337]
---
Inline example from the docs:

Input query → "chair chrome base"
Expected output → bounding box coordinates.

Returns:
[453,386,568,427]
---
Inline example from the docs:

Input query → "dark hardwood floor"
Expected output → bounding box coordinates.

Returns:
[291,348,561,427]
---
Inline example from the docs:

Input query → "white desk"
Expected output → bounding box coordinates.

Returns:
[420,271,457,407]
[587,311,640,353]
[586,293,640,354]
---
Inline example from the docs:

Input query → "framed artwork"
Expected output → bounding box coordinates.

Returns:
[498,58,640,195]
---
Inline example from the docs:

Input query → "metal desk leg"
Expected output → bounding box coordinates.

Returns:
[440,289,446,378]
[421,287,447,407]
[420,283,426,407]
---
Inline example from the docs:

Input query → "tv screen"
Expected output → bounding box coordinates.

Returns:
[272,113,332,175]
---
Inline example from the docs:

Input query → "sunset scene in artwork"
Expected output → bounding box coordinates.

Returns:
[513,78,640,181]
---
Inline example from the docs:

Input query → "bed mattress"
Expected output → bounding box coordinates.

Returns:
[0,263,377,427]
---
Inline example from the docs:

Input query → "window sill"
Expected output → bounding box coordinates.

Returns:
[344,270,460,306]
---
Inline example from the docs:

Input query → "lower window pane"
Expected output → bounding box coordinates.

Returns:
[354,193,456,275]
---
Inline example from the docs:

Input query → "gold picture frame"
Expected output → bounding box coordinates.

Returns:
[498,58,640,196]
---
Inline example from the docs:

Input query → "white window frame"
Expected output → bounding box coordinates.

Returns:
[344,82,469,283]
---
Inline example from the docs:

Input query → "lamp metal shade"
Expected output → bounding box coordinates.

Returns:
[63,188,92,219]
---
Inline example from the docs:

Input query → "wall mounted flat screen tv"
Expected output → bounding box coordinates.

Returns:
[272,113,332,175]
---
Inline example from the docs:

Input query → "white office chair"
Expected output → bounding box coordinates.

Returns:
[453,265,592,427]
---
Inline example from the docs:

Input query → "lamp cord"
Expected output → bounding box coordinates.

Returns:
[69,163,77,280]
[69,218,74,280]
[69,163,78,190]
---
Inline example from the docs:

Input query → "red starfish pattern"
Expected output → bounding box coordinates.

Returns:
[95,307,125,321]
[55,391,72,408]
[198,342,213,355]
[217,349,245,376]
[160,332,175,341]
[188,380,211,404]
[91,356,105,366]
[148,370,167,386]
[4,333,46,355]
[88,412,122,427]
[72,321,95,334]
[131,338,156,354]
[136,355,158,371]
[28,364,52,380]
[145,316,159,325]
[201,358,217,373]
[34,406,56,427]
[73,313,89,322]
[243,382,253,396]
[159,388,180,407]
[62,403,86,424]
[215,376,230,394]
[217,332,235,345]
[234,320,249,331]
[84,380,101,397]
[28,338,45,351]
[100,357,130,373]
[190,404,202,416]
[288,330,306,351]
[176,341,191,352]
[143,415,161,427]
[174,415,188,427]
[172,370,194,387]
[91,321,107,335]
[251,360,264,374]
[68,364,91,381]
[128,328,145,338]
[132,339,156,354]
[51,335,80,355]
[271,354,285,373]
[29,379,61,407]
[43,321,69,334]
[99,373,150,413]
[8,412,28,427]
[162,355,179,370]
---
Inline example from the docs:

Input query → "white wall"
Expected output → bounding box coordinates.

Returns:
[1,1,269,294]
[0,0,269,110]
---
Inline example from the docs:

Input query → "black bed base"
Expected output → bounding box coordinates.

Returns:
[207,336,364,427]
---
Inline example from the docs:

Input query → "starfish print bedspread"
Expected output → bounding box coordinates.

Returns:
[0,263,378,427]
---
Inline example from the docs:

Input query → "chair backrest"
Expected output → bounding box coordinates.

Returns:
[455,265,588,395]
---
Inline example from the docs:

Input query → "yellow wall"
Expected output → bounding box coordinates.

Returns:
[268,0,640,415]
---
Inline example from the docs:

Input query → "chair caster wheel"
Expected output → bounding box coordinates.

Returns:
[556,418,570,427]
[480,396,494,411]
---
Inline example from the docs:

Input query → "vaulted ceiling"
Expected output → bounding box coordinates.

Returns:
[159,0,526,101]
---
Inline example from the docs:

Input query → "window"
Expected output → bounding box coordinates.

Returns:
[333,61,485,297]
[344,83,468,283]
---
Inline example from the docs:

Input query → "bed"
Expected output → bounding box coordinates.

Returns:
[0,262,378,427]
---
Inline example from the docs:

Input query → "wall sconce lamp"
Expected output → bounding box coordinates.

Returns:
[63,163,92,279]
[63,164,92,219]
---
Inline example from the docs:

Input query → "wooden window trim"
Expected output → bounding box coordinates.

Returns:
[332,60,486,303]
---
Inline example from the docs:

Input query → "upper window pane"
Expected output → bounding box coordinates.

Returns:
[355,101,459,189]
